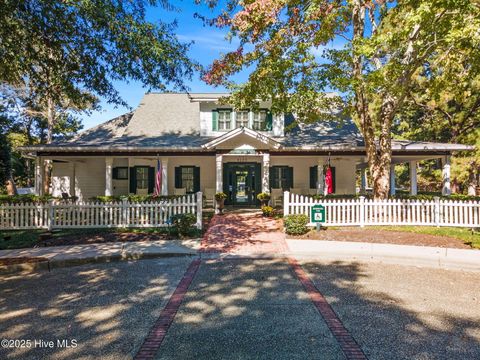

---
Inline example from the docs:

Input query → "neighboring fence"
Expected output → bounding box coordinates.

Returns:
[0,192,202,230]
[283,191,480,228]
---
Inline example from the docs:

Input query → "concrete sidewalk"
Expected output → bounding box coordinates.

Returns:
[287,239,480,271]
[0,239,200,273]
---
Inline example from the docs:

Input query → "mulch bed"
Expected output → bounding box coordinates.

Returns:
[0,257,48,266]
[291,228,472,249]
[37,232,175,247]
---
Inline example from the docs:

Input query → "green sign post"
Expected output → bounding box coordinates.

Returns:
[311,204,326,231]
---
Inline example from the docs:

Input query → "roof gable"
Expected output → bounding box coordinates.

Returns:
[202,127,282,150]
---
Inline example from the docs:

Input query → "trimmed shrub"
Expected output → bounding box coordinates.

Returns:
[0,194,56,204]
[261,205,275,217]
[171,213,197,237]
[91,194,183,203]
[284,214,309,235]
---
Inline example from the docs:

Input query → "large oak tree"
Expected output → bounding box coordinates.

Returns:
[200,0,480,199]
[0,0,196,192]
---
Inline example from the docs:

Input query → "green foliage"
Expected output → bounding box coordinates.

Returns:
[171,213,197,237]
[261,205,275,217]
[0,132,11,188]
[91,195,182,203]
[284,214,310,235]
[0,1,195,106]
[0,194,55,204]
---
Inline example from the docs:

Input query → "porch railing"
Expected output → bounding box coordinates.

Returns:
[0,192,202,230]
[283,191,480,228]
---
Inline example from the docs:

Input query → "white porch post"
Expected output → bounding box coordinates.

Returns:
[34,156,44,196]
[360,168,368,193]
[316,159,324,194]
[262,153,270,193]
[442,155,451,196]
[389,165,396,196]
[216,154,223,192]
[409,161,417,195]
[161,158,168,196]
[105,157,113,196]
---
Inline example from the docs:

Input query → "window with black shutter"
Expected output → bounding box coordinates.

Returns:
[174,166,201,193]
[269,166,293,190]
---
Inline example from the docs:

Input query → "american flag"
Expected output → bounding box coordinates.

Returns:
[153,159,162,196]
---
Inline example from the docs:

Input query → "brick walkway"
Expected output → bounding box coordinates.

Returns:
[201,211,289,255]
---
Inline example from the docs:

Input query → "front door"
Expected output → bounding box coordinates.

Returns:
[224,163,261,206]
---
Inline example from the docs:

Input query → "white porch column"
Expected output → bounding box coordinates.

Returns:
[316,159,324,194]
[360,168,368,193]
[389,165,396,196]
[442,155,451,196]
[34,157,44,196]
[105,157,113,196]
[262,153,270,193]
[409,161,417,195]
[161,158,168,196]
[215,154,223,192]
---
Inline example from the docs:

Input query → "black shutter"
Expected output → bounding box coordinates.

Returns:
[286,167,294,190]
[148,167,155,194]
[309,166,318,189]
[265,111,273,131]
[269,166,278,189]
[129,167,136,194]
[331,167,336,193]
[112,167,118,180]
[193,167,201,193]
[174,167,182,188]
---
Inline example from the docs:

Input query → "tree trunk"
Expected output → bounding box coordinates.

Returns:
[43,95,54,195]
[351,1,392,200]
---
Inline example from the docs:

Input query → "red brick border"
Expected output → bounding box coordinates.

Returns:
[288,257,368,360]
[134,259,201,360]
[200,214,221,253]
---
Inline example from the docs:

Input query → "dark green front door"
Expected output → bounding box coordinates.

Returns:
[223,163,261,206]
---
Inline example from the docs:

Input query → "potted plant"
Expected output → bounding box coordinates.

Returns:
[215,192,227,214]
[257,192,271,206]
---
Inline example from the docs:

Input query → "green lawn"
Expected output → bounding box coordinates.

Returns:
[371,226,480,249]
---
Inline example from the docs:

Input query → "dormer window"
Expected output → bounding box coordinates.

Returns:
[236,110,249,128]
[253,110,267,131]
[218,110,232,131]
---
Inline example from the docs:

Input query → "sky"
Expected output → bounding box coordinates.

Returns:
[80,1,243,130]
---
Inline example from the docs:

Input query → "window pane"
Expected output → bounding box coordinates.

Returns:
[117,168,128,179]
[253,111,267,130]
[218,110,231,130]
[136,168,148,189]
[181,167,194,193]
[236,111,249,128]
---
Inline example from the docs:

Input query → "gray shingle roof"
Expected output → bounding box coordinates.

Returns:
[21,93,473,153]
[281,120,364,149]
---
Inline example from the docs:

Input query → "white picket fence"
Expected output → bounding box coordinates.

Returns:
[0,192,202,230]
[283,191,480,228]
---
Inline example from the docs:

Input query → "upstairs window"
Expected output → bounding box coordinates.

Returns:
[253,110,267,131]
[236,110,249,128]
[218,110,232,131]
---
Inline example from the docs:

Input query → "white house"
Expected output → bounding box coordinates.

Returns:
[21,93,471,205]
